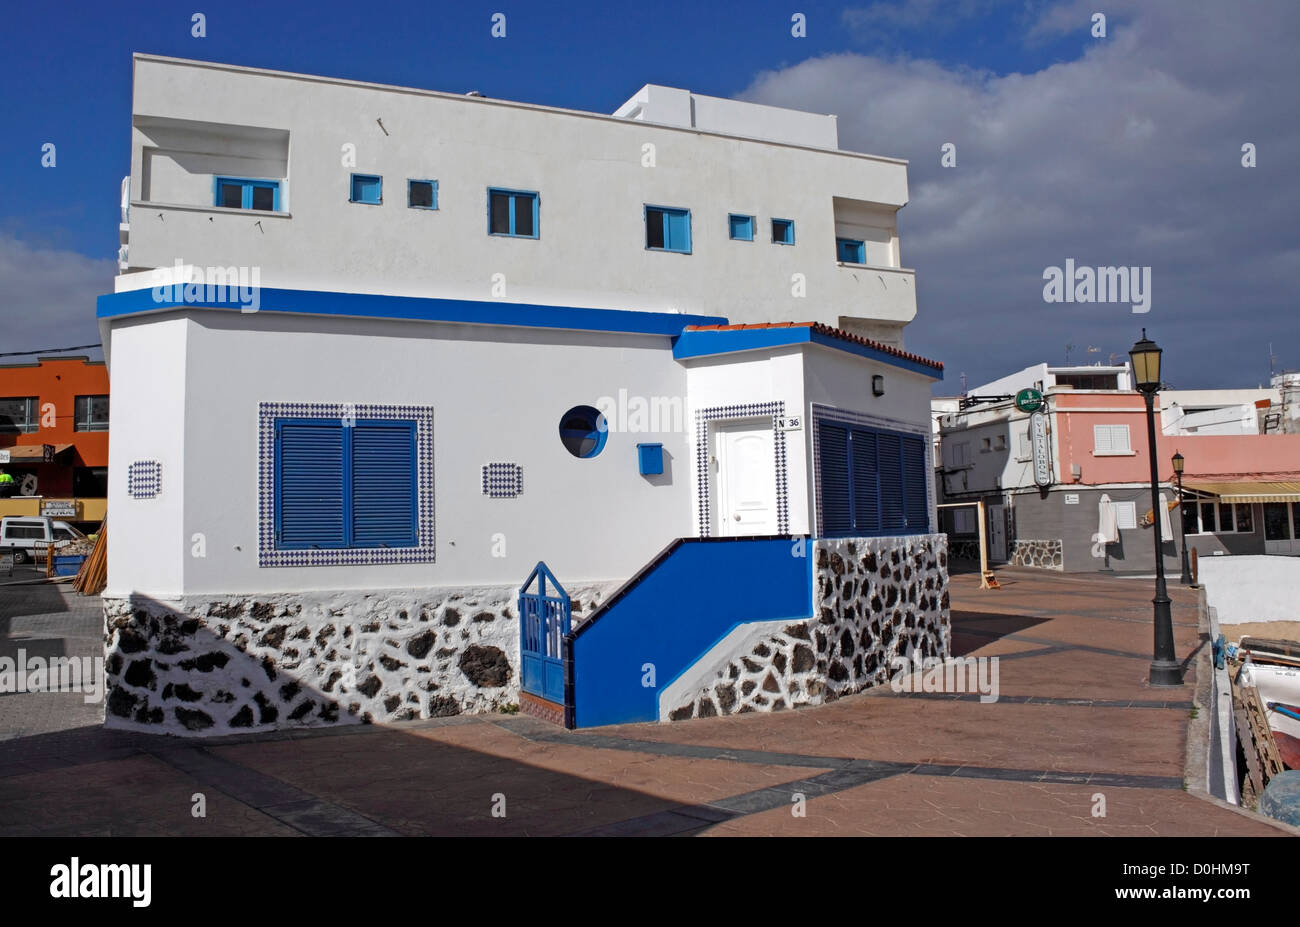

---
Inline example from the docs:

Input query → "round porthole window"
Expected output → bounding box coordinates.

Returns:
[559,405,608,459]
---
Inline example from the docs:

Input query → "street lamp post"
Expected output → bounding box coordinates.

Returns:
[1130,330,1183,687]
[1172,451,1192,586]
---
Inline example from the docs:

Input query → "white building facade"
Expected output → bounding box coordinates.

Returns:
[101,55,948,734]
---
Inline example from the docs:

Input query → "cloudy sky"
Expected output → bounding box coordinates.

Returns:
[2,0,1295,389]
[740,0,1299,390]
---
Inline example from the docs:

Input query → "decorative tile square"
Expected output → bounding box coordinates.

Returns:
[127,460,162,499]
[482,462,524,498]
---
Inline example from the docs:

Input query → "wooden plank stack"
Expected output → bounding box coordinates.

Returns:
[73,519,107,595]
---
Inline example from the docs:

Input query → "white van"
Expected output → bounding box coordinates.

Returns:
[0,516,87,563]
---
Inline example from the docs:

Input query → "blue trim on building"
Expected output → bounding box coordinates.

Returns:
[97,286,728,337]
[673,326,943,378]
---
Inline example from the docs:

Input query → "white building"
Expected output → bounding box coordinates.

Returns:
[101,55,949,735]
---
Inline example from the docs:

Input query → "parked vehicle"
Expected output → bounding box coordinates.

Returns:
[0,516,87,564]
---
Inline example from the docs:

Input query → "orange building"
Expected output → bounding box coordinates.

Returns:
[0,356,109,528]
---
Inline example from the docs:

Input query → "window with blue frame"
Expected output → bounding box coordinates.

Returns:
[274,418,417,549]
[772,218,795,245]
[408,179,438,209]
[817,420,928,537]
[837,237,866,263]
[214,177,280,211]
[350,174,383,205]
[488,188,538,237]
[645,206,692,253]
[728,213,755,241]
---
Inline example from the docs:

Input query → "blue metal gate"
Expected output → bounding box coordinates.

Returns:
[519,561,571,704]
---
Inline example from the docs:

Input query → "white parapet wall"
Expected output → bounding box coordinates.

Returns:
[1201,555,1300,624]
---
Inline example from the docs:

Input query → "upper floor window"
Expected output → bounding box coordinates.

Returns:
[408,180,438,210]
[1093,424,1133,455]
[837,237,865,263]
[74,395,109,432]
[488,188,538,238]
[350,174,383,205]
[214,177,280,211]
[645,205,691,253]
[0,397,38,434]
[772,218,795,245]
[728,214,754,241]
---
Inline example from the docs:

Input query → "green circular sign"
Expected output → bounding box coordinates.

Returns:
[1015,388,1044,413]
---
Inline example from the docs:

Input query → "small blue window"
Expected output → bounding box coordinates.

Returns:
[409,180,438,209]
[646,206,691,253]
[728,214,754,241]
[837,237,865,263]
[488,188,539,237]
[559,405,608,459]
[350,174,383,205]
[214,177,280,211]
[274,418,417,549]
[772,218,795,245]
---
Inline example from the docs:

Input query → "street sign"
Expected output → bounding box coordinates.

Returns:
[40,500,79,518]
[1015,388,1045,413]
[0,450,8,464]
[1031,411,1052,487]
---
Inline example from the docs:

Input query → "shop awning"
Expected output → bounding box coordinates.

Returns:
[0,443,73,462]
[1186,481,1300,504]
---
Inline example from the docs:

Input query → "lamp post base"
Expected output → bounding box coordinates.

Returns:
[1149,659,1184,687]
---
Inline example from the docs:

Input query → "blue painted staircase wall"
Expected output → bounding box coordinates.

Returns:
[570,537,813,728]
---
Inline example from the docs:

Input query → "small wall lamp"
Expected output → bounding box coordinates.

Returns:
[871,375,885,396]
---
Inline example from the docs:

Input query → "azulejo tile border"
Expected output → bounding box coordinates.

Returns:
[258,402,436,567]
[694,401,788,537]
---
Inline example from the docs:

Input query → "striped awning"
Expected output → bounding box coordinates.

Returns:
[1186,481,1300,504]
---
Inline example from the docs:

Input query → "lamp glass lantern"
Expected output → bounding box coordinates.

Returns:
[1129,329,1162,393]
[1171,451,1184,475]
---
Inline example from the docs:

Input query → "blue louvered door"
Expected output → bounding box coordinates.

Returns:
[817,418,930,538]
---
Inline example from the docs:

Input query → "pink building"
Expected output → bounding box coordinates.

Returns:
[938,384,1300,572]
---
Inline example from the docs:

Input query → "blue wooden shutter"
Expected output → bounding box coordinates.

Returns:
[818,422,851,537]
[665,209,690,252]
[901,435,929,531]
[277,420,346,548]
[876,431,906,533]
[850,428,881,535]
[351,420,417,547]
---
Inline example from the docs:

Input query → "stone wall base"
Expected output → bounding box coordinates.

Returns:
[103,582,615,736]
[1009,538,1064,570]
[667,535,951,720]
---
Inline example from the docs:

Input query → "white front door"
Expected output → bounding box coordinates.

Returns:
[713,419,777,537]
[988,503,1007,561]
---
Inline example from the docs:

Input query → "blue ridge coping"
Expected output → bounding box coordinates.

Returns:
[97,285,729,338]
[673,325,944,379]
